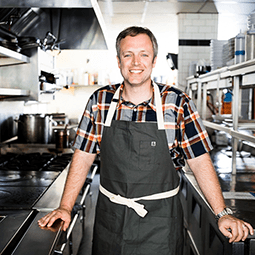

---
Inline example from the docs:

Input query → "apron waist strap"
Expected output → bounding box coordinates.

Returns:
[99,184,180,218]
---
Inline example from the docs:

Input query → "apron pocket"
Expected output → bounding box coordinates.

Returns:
[138,140,156,171]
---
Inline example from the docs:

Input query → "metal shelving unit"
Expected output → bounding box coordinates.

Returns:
[187,59,255,174]
[0,46,30,66]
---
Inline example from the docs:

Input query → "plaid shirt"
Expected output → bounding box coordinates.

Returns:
[73,82,213,169]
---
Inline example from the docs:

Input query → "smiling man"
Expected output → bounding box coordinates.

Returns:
[38,26,253,255]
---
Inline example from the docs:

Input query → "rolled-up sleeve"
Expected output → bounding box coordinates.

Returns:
[72,95,99,154]
[179,98,213,159]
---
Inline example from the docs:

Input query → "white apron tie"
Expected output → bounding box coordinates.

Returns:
[99,184,180,217]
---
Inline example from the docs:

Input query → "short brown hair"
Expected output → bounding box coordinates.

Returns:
[116,26,158,61]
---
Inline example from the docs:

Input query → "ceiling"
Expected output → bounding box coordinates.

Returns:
[98,0,254,17]
[98,0,255,40]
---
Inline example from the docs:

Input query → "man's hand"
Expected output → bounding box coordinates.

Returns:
[218,215,254,243]
[38,207,71,231]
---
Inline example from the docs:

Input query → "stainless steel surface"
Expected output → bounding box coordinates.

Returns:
[0,210,35,255]
[203,120,255,144]
[0,2,108,50]
[17,114,53,144]
[0,88,30,96]
[0,152,76,255]
[56,164,98,254]
[188,58,255,174]
[0,47,54,101]
[33,164,69,211]
[0,0,92,8]
[182,145,255,255]
[11,211,63,255]
[0,169,60,209]
[0,45,30,66]
[181,168,255,255]
[0,1,108,101]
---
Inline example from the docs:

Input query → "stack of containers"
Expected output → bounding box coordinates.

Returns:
[210,39,227,71]
[222,38,235,67]
[245,10,255,61]
[247,9,255,30]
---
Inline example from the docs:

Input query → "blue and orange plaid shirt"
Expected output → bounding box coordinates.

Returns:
[73,82,213,169]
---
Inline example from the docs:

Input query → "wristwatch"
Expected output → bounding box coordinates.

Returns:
[215,207,233,220]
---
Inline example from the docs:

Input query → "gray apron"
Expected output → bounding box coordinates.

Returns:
[92,83,183,255]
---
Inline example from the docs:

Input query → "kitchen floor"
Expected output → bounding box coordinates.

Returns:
[76,146,255,255]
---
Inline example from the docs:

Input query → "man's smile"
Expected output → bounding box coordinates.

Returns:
[130,70,143,73]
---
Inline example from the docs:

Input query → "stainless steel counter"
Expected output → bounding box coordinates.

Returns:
[181,163,255,255]
[33,164,69,211]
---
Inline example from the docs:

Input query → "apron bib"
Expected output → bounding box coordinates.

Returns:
[92,83,183,255]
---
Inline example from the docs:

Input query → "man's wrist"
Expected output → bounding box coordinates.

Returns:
[59,204,72,213]
[215,207,233,220]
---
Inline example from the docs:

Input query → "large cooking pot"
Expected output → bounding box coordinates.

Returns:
[17,114,53,144]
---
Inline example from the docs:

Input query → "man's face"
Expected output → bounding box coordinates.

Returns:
[117,34,157,87]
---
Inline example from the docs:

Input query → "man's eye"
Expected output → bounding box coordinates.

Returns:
[124,54,131,57]
[142,54,149,57]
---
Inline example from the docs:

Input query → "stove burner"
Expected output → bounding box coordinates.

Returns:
[46,164,67,171]
[0,173,33,182]
[0,153,73,172]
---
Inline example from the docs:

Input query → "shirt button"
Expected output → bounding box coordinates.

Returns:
[133,108,137,112]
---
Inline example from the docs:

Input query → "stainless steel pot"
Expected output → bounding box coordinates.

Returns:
[17,114,53,144]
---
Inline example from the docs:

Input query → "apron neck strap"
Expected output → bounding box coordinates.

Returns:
[153,81,165,130]
[104,82,165,130]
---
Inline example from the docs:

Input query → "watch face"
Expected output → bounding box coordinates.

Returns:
[226,208,233,214]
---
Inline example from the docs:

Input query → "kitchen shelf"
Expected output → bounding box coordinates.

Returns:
[203,120,255,144]
[0,46,30,66]
[0,47,55,102]
[0,88,30,97]
[186,59,255,175]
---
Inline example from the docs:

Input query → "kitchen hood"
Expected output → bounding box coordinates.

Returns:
[0,0,108,51]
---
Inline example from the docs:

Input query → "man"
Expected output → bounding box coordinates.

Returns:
[38,26,253,254]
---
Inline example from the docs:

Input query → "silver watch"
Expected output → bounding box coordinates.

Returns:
[215,207,233,220]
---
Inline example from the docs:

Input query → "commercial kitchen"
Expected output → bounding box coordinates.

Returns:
[0,0,255,254]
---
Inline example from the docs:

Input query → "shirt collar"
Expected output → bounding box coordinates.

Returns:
[116,82,156,111]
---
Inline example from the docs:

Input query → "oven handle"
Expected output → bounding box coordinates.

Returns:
[54,164,98,255]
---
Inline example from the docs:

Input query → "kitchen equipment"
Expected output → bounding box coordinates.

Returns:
[0,150,97,255]
[55,124,69,150]
[0,170,60,209]
[17,114,53,144]
[235,31,245,64]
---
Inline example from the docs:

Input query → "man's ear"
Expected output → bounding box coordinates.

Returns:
[117,56,121,68]
[153,56,157,68]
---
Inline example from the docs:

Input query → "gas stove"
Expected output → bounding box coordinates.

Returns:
[0,170,60,209]
[0,152,74,254]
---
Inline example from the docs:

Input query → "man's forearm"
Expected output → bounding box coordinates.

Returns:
[187,152,226,215]
[60,149,96,212]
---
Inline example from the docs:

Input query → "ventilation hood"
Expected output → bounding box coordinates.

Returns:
[0,0,108,52]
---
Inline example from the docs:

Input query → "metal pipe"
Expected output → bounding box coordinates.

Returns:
[232,76,241,175]
[202,82,207,119]
[197,79,202,115]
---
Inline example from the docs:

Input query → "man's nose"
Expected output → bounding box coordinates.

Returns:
[133,55,140,65]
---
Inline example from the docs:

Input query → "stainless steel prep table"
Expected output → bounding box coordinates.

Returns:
[180,169,255,255]
[10,163,98,255]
